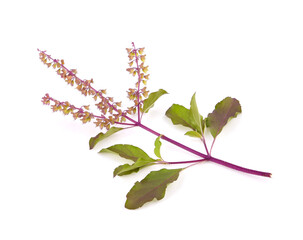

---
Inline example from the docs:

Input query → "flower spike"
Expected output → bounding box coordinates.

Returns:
[38,49,130,130]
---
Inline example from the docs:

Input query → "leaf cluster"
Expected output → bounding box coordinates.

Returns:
[92,93,242,209]
[166,94,242,144]
[98,135,183,209]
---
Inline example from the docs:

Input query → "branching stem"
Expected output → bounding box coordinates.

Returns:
[121,117,271,178]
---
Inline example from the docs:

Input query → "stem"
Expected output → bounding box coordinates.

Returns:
[48,96,105,120]
[209,157,272,177]
[136,122,208,158]
[114,122,136,126]
[199,122,210,155]
[185,161,206,169]
[210,138,216,155]
[132,42,142,123]
[201,138,210,156]
[40,50,118,114]
[163,158,208,165]
[134,122,271,178]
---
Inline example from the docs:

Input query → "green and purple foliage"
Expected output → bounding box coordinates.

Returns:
[39,42,271,209]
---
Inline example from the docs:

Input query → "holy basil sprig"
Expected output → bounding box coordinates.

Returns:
[39,42,271,210]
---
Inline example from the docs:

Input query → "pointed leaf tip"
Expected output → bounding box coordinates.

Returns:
[99,144,155,162]
[165,104,193,129]
[189,93,203,134]
[113,158,156,177]
[165,101,205,134]
[154,135,163,159]
[89,127,124,150]
[125,168,183,209]
[206,97,242,139]
[142,89,168,113]
[184,131,202,138]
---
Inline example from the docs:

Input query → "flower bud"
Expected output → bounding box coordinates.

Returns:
[140,55,146,62]
[142,66,149,73]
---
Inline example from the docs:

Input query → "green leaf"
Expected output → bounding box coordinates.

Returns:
[206,97,242,139]
[114,164,140,176]
[165,104,194,129]
[125,168,183,209]
[154,135,163,159]
[99,144,155,162]
[113,158,156,177]
[184,131,202,138]
[201,117,206,133]
[189,93,203,134]
[89,127,124,150]
[142,89,168,113]
[165,103,204,134]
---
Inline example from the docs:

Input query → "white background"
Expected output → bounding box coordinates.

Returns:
[1,0,303,239]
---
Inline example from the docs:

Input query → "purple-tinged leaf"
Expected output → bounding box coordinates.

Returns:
[89,127,124,150]
[125,168,183,209]
[113,158,156,177]
[99,144,155,162]
[206,97,242,139]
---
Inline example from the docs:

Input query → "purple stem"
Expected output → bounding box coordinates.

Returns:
[163,159,208,165]
[209,158,271,177]
[132,42,142,123]
[132,122,271,178]
[201,138,210,156]
[114,122,136,126]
